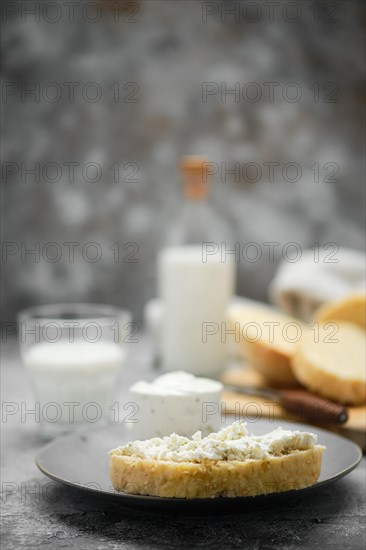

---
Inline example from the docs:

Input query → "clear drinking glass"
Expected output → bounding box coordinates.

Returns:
[17,304,132,437]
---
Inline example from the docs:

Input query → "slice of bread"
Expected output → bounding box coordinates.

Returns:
[109,422,324,499]
[292,322,366,405]
[314,294,366,330]
[109,448,324,499]
[229,306,305,385]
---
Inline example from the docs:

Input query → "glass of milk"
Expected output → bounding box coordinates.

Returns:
[17,304,131,436]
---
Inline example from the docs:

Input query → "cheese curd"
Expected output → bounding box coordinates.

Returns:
[110,421,317,463]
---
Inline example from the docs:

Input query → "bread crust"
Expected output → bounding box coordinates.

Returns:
[109,447,324,498]
[243,339,297,386]
[315,294,366,330]
[229,308,304,385]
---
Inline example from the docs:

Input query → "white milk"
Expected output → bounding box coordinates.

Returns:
[158,246,235,376]
[23,340,125,425]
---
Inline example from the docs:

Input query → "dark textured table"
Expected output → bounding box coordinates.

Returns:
[1,338,365,550]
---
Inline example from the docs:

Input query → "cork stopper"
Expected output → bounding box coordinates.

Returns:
[180,156,209,200]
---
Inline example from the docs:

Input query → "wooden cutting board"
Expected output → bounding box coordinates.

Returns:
[220,366,366,451]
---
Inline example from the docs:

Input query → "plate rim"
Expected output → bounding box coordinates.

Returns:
[35,421,363,505]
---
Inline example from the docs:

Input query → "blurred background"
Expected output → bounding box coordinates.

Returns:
[2,0,365,324]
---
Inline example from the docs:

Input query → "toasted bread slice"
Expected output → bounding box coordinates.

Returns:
[109,422,324,499]
[292,322,366,405]
[110,449,323,499]
[229,306,305,385]
[314,294,366,330]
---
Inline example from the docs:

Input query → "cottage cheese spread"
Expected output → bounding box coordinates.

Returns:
[110,421,317,462]
[127,371,223,439]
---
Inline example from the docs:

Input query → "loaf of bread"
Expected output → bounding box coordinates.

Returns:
[229,307,305,385]
[314,294,366,330]
[109,422,324,499]
[292,322,366,405]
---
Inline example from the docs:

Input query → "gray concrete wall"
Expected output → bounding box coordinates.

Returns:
[2,0,365,323]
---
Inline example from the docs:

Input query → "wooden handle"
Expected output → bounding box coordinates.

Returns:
[279,390,348,424]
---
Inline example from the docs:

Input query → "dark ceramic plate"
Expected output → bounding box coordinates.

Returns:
[36,420,362,512]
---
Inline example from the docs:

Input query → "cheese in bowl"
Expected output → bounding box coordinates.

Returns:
[127,371,222,439]
[109,421,325,499]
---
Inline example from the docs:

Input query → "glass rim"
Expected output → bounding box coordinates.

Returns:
[17,303,132,324]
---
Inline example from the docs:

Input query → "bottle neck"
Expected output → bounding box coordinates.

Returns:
[183,172,209,201]
[180,156,209,201]
[162,155,225,246]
